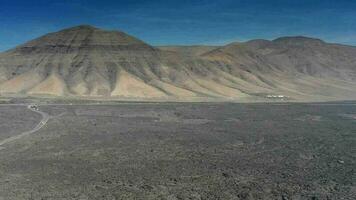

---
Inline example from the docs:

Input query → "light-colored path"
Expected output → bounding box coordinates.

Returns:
[0,105,50,148]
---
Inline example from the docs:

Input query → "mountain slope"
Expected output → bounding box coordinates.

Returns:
[158,46,219,57]
[202,37,356,100]
[0,26,356,101]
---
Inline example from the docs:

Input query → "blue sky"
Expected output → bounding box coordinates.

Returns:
[1,0,356,51]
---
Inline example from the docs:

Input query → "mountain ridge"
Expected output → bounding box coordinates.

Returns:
[0,25,355,102]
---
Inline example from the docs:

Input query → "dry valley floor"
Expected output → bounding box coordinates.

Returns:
[0,102,355,199]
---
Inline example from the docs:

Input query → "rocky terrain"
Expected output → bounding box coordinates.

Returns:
[0,102,355,199]
[0,25,356,101]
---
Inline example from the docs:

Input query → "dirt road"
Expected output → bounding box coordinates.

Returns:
[0,105,49,148]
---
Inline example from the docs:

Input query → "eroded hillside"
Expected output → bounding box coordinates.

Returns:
[0,25,356,101]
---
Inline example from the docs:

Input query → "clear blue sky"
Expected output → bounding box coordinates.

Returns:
[1,0,356,51]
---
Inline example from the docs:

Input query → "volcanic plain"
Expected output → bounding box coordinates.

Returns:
[0,100,355,200]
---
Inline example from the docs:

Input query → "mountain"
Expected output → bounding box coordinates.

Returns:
[202,37,356,100]
[0,25,356,101]
[157,45,219,57]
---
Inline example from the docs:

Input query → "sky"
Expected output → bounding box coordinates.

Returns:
[0,0,356,51]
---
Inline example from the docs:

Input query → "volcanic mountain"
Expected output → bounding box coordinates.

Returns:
[0,25,356,101]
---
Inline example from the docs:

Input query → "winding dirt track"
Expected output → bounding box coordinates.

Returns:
[0,105,49,148]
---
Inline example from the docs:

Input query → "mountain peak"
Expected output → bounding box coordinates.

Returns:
[15,25,151,52]
[273,36,325,45]
[243,39,272,48]
[62,24,100,31]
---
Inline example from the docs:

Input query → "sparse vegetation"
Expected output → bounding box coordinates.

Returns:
[0,101,355,199]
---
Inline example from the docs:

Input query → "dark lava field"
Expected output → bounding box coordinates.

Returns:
[0,102,355,199]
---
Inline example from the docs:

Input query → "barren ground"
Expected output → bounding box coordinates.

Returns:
[0,101,355,199]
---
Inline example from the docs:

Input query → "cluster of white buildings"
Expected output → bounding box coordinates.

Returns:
[266,94,286,98]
